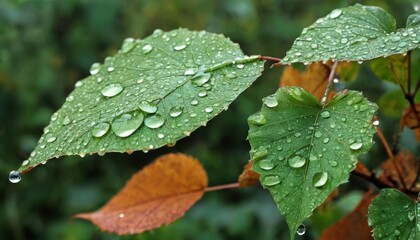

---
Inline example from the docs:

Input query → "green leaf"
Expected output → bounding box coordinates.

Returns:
[248,87,377,239]
[18,28,264,173]
[368,188,420,240]
[370,55,408,85]
[282,4,420,64]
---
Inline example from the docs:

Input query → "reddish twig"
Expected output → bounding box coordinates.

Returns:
[321,61,338,106]
[205,182,240,192]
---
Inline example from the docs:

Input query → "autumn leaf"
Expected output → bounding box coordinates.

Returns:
[75,153,208,235]
[378,150,420,190]
[279,63,335,102]
[321,190,376,240]
[238,161,260,187]
[401,104,420,142]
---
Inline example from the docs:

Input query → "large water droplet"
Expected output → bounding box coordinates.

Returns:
[252,147,268,160]
[313,172,328,187]
[320,111,330,118]
[174,44,187,51]
[92,122,110,138]
[46,135,57,143]
[297,224,306,236]
[262,175,280,186]
[111,112,144,137]
[330,9,342,19]
[248,113,267,125]
[139,101,158,114]
[101,83,123,97]
[259,159,275,170]
[350,142,363,150]
[62,116,71,125]
[191,72,212,87]
[90,63,101,75]
[169,106,183,117]
[142,44,153,54]
[288,156,306,168]
[9,170,21,183]
[264,95,278,108]
[121,38,136,53]
[205,107,214,113]
[144,114,165,129]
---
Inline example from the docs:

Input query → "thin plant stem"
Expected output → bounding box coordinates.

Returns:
[205,182,240,192]
[321,61,338,107]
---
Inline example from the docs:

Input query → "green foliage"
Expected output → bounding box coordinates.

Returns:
[368,189,420,240]
[18,28,264,173]
[282,4,420,64]
[248,87,377,238]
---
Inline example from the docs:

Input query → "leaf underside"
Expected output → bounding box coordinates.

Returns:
[248,87,377,239]
[282,4,420,64]
[368,189,420,240]
[19,28,264,173]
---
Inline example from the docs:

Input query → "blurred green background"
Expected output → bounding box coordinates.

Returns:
[0,0,418,239]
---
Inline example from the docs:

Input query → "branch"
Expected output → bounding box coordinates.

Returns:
[205,182,240,192]
[321,61,338,106]
[258,55,282,68]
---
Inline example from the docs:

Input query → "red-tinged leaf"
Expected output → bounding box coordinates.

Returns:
[238,161,260,187]
[378,150,420,190]
[400,104,420,142]
[75,153,208,235]
[321,191,377,240]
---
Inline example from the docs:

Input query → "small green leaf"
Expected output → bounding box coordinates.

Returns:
[248,87,377,239]
[19,28,264,172]
[368,189,420,240]
[282,4,420,64]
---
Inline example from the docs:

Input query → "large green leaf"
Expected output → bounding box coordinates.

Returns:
[368,189,420,240]
[282,4,420,64]
[248,87,377,239]
[18,28,264,173]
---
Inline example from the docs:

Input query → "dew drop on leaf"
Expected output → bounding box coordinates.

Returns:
[258,159,275,170]
[174,44,187,51]
[329,9,342,19]
[191,72,212,87]
[169,106,183,117]
[312,172,328,187]
[46,135,57,143]
[288,155,306,168]
[320,111,330,118]
[111,112,144,138]
[121,38,136,53]
[139,101,158,114]
[91,122,111,138]
[62,116,71,125]
[297,224,306,235]
[204,107,214,113]
[142,44,153,54]
[252,147,268,160]
[349,142,363,150]
[248,112,267,125]
[101,84,124,97]
[262,175,281,186]
[9,170,21,183]
[89,63,101,75]
[263,95,278,108]
[144,114,165,129]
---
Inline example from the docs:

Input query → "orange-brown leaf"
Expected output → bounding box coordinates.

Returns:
[378,150,420,190]
[321,191,376,240]
[401,105,420,142]
[355,161,371,176]
[75,153,208,235]
[238,161,260,187]
[279,62,335,102]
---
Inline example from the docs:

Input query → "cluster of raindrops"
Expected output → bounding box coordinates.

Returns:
[282,4,420,64]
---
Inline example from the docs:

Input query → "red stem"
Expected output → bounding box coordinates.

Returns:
[205,182,240,192]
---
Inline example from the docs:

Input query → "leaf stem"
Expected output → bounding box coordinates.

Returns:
[205,182,240,192]
[321,61,338,106]
[375,122,408,190]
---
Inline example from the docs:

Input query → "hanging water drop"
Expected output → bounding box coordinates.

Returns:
[144,114,165,129]
[169,106,183,117]
[350,142,363,150]
[142,44,153,54]
[111,112,144,138]
[90,63,101,75]
[373,120,379,126]
[288,156,306,168]
[9,170,21,183]
[92,122,110,138]
[262,175,281,186]
[312,172,328,187]
[101,83,123,97]
[297,224,306,236]
[139,101,158,114]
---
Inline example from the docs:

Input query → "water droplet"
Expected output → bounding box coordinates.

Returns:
[205,107,214,113]
[236,64,244,69]
[184,69,196,76]
[408,211,415,221]
[22,160,29,166]
[75,81,83,87]
[323,137,330,143]
[359,104,369,112]
[341,38,348,44]
[311,43,318,49]
[198,90,207,97]
[66,95,74,102]
[309,154,317,161]
[313,172,328,187]
[373,120,379,126]
[252,147,268,160]
[142,44,153,54]
[139,101,158,114]
[174,44,187,51]
[226,72,237,79]
[314,131,322,138]
[259,159,275,170]
[248,112,267,125]
[9,170,21,183]
[144,114,165,129]
[101,83,123,97]
[169,106,183,117]
[157,133,165,139]
[297,224,306,235]
[350,142,363,150]
[330,9,342,19]
[320,111,330,118]
[288,155,306,168]
[191,72,211,86]
[262,175,280,186]
[330,161,338,167]
[111,112,144,137]
[46,135,57,143]
[190,99,199,106]
[92,122,110,138]
[290,88,304,101]
[107,66,115,72]
[62,116,71,125]
[121,38,136,53]
[263,95,278,108]
[90,63,101,75]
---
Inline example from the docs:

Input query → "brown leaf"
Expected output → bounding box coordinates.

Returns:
[378,150,420,190]
[401,105,420,142]
[279,62,336,102]
[238,161,260,187]
[75,153,208,235]
[355,161,371,176]
[321,191,376,240]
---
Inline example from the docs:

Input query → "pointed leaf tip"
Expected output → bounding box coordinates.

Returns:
[75,153,208,235]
